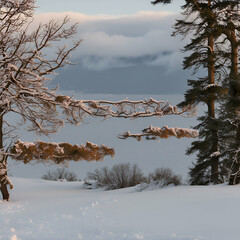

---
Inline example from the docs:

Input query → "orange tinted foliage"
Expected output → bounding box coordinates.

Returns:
[10,140,115,164]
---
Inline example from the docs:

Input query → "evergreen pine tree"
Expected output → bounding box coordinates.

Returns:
[179,1,228,184]
[154,0,224,184]
[153,0,240,184]
[215,1,240,184]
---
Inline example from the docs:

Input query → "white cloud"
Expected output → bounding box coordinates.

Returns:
[33,10,175,24]
[33,11,117,25]
[31,11,185,70]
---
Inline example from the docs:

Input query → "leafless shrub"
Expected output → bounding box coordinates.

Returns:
[42,168,79,182]
[148,168,182,187]
[87,163,145,190]
[87,165,182,191]
[87,167,111,188]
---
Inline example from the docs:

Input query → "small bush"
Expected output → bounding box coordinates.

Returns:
[148,168,182,187]
[87,164,182,191]
[87,163,145,190]
[42,168,79,182]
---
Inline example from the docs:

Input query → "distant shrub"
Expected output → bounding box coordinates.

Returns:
[86,164,182,191]
[87,163,145,190]
[42,168,79,182]
[148,168,182,187]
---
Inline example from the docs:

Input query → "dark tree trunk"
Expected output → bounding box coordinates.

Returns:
[229,121,240,185]
[229,126,240,185]
[0,112,9,201]
[227,29,240,185]
[207,14,219,184]
[0,184,9,201]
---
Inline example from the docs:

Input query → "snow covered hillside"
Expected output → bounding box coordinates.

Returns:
[0,178,238,240]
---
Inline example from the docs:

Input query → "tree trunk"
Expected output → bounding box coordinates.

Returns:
[229,126,240,185]
[229,121,240,185]
[0,112,9,201]
[207,16,219,184]
[208,100,219,184]
[228,30,240,185]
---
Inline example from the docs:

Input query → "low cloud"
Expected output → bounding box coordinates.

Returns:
[31,11,185,70]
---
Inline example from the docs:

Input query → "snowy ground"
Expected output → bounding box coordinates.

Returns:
[0,178,239,240]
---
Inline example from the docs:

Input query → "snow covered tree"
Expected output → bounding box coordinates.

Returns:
[152,0,240,185]
[176,0,224,185]
[0,0,197,201]
[215,1,240,184]
[0,0,106,201]
[181,1,240,184]
[152,0,232,184]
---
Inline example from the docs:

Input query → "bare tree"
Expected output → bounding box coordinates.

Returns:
[0,0,98,200]
[0,0,196,201]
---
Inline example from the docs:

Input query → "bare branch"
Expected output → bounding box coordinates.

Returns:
[65,98,196,124]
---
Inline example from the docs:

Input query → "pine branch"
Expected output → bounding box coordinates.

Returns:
[119,125,199,141]
[10,140,115,164]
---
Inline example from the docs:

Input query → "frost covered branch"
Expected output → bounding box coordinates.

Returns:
[119,126,199,141]
[67,98,195,121]
[10,140,115,164]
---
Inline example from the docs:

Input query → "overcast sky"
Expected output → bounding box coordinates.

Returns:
[33,0,190,94]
